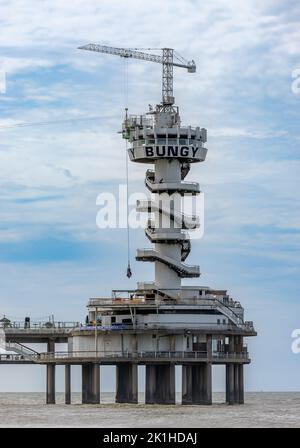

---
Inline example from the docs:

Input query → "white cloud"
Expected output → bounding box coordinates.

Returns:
[0,0,299,263]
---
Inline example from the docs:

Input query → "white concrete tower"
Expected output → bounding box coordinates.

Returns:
[123,106,208,298]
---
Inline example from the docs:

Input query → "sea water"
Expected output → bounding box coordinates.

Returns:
[0,392,299,427]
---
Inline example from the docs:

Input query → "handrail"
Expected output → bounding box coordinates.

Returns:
[76,322,251,331]
[137,199,199,229]
[2,321,80,330]
[88,297,246,310]
[146,222,190,240]
[6,341,39,356]
[0,353,30,362]
[145,172,200,188]
[34,350,250,361]
[137,248,200,270]
[3,328,77,334]
[214,298,243,326]
[0,349,251,363]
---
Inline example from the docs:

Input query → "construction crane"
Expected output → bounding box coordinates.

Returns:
[78,44,196,111]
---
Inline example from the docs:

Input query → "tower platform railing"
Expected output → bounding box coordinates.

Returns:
[33,350,250,363]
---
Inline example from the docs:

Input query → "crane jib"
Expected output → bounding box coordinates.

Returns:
[79,44,196,107]
[78,45,195,70]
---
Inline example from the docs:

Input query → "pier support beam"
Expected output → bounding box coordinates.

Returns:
[226,363,244,404]
[65,364,71,405]
[116,363,138,403]
[200,363,212,405]
[82,364,100,404]
[182,364,193,404]
[91,364,100,404]
[46,364,56,404]
[234,363,240,403]
[82,364,90,404]
[182,363,212,405]
[238,364,244,404]
[226,364,235,404]
[146,364,175,404]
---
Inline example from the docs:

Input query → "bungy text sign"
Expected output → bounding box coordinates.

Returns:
[128,145,207,162]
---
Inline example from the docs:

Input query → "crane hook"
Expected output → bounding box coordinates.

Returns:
[126,264,132,278]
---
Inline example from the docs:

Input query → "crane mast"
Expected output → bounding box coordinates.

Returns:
[78,44,196,111]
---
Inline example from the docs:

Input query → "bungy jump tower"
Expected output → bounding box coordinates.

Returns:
[68,45,257,405]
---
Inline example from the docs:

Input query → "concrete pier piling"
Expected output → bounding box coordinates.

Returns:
[65,364,71,405]
[81,364,89,404]
[234,363,240,403]
[226,363,235,404]
[226,363,244,405]
[182,364,193,404]
[146,364,175,404]
[46,364,56,404]
[200,363,212,405]
[116,363,138,403]
[46,338,56,405]
[182,363,212,405]
[225,335,245,404]
[91,364,100,404]
[238,364,244,404]
[82,363,100,404]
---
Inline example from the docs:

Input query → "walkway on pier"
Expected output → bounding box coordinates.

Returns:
[32,350,250,365]
[3,321,79,344]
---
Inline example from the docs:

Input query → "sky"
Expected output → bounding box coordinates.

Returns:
[0,0,299,392]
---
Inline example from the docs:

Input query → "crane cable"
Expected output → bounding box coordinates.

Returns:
[124,57,132,279]
[0,115,111,130]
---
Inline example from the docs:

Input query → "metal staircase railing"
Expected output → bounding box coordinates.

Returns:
[136,248,200,278]
[213,299,243,326]
[145,169,200,194]
[137,199,199,230]
[5,341,39,358]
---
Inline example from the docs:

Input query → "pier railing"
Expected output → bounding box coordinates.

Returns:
[2,321,80,330]
[76,322,253,333]
[0,353,32,362]
[0,350,250,363]
[34,350,250,362]
[88,297,244,312]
